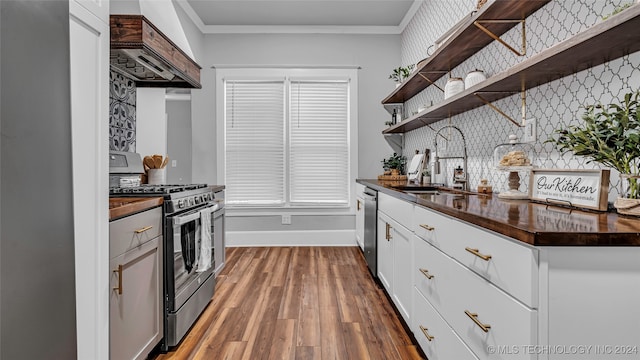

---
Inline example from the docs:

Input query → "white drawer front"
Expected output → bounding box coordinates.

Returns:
[413,205,446,246]
[379,192,413,229]
[447,258,537,360]
[413,289,479,360]
[413,235,452,314]
[414,205,538,307]
[110,207,162,259]
[355,182,366,196]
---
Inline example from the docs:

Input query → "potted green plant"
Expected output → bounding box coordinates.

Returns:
[388,65,415,86]
[547,90,640,215]
[382,153,407,175]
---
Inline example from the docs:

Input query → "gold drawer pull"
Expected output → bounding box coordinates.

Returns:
[385,223,392,241]
[134,225,153,234]
[113,265,123,295]
[465,310,491,333]
[357,199,361,211]
[465,247,492,261]
[419,268,434,279]
[419,325,434,341]
[419,224,435,231]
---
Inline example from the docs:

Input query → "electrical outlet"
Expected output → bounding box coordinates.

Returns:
[523,118,537,143]
[171,160,177,167]
[281,214,291,225]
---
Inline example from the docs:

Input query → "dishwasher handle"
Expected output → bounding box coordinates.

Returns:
[363,188,377,200]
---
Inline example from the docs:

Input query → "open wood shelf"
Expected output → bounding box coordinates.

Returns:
[381,0,550,105]
[383,4,640,134]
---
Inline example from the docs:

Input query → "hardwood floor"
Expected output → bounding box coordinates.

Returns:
[152,247,424,360]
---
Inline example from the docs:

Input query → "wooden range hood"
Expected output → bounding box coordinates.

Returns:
[110,15,201,88]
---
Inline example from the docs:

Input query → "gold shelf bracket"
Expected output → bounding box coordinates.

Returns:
[474,19,526,56]
[474,86,527,127]
[417,72,445,92]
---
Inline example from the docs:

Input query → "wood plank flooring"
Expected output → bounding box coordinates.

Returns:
[152,247,424,360]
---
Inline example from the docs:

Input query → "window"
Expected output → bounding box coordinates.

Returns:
[217,68,357,208]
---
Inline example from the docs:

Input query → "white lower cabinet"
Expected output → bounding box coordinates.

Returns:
[374,191,640,360]
[355,194,364,250]
[110,208,163,360]
[445,250,537,360]
[391,214,413,324]
[413,288,478,360]
[377,196,414,325]
[377,212,394,293]
[414,234,536,360]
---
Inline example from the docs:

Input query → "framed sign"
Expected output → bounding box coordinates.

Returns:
[529,169,610,211]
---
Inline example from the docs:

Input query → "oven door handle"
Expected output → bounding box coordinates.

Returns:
[173,203,219,226]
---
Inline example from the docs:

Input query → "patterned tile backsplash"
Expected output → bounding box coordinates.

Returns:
[109,69,137,152]
[398,0,639,201]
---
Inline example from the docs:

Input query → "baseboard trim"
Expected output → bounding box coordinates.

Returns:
[227,230,356,247]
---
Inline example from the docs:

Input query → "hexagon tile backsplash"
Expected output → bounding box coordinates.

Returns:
[397,0,639,201]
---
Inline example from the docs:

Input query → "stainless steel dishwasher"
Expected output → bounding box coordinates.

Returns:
[363,187,378,278]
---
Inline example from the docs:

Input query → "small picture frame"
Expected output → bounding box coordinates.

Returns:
[528,169,610,211]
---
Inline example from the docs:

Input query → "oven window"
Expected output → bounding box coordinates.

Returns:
[173,218,201,293]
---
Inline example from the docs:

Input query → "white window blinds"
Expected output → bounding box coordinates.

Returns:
[225,80,285,205]
[290,80,349,204]
[223,73,352,208]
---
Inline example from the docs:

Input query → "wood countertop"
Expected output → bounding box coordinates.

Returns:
[357,179,640,246]
[109,197,163,221]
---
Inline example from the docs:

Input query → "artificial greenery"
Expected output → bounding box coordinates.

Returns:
[382,153,407,173]
[602,2,633,20]
[547,90,640,198]
[388,65,415,83]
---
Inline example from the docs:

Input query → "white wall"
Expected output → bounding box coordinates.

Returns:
[166,98,192,183]
[193,33,400,183]
[136,88,167,158]
[190,33,400,244]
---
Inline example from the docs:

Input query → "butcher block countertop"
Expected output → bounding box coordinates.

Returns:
[358,179,640,246]
[109,197,163,221]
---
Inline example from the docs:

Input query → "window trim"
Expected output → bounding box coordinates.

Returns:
[215,67,358,210]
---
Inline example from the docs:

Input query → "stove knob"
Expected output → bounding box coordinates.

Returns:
[189,198,194,206]
[195,196,201,204]
[178,199,184,209]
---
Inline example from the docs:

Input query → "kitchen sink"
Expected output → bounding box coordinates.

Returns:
[390,185,440,192]
[392,184,484,197]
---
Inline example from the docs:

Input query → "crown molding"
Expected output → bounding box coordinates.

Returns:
[176,0,423,35]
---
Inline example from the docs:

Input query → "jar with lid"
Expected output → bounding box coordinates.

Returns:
[493,134,533,168]
[464,69,487,89]
[493,134,534,199]
[444,77,464,99]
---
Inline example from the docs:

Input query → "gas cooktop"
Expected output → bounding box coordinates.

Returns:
[109,184,209,195]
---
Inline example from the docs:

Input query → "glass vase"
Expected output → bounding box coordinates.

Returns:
[614,174,640,216]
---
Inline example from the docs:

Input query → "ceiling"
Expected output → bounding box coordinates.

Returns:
[176,0,422,34]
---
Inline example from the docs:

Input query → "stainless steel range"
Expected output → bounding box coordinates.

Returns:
[109,151,225,351]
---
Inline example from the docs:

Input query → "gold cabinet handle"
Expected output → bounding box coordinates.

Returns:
[419,268,434,279]
[357,199,361,211]
[465,310,491,333]
[385,223,392,241]
[134,225,153,234]
[419,325,434,341]
[465,247,492,261]
[113,265,123,295]
[419,224,435,231]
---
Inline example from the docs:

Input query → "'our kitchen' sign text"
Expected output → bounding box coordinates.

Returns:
[529,169,610,211]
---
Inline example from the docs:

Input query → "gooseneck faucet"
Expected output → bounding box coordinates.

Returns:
[434,125,468,190]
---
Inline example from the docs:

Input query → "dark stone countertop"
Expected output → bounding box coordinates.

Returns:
[358,179,640,246]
